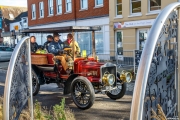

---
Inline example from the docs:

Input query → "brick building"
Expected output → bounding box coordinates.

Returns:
[28,0,110,60]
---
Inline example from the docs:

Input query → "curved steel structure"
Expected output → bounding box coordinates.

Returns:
[130,2,180,120]
[3,37,33,120]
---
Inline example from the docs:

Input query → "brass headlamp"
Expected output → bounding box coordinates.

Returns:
[102,72,115,86]
[120,70,132,83]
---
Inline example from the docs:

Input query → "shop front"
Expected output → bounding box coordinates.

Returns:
[114,19,155,61]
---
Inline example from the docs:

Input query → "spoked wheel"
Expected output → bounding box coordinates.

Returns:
[106,72,127,100]
[32,70,40,96]
[71,76,95,110]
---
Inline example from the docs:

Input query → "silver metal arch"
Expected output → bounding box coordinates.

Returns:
[130,2,180,120]
[3,36,33,120]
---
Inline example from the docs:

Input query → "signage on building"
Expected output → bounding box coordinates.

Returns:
[14,25,19,31]
[114,19,155,29]
[0,18,2,29]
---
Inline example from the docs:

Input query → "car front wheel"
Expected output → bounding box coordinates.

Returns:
[106,72,127,100]
[71,76,95,110]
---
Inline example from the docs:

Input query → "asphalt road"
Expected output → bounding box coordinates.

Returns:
[0,72,133,120]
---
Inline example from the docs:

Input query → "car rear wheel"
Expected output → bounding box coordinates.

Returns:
[32,70,40,96]
[106,72,127,100]
[71,76,95,110]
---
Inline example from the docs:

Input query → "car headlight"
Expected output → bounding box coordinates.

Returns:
[125,72,132,83]
[102,72,115,86]
[120,71,132,83]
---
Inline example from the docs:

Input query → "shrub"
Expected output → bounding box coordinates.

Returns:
[0,97,75,120]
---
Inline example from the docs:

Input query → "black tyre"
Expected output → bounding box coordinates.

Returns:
[71,76,95,110]
[32,70,40,96]
[106,72,127,100]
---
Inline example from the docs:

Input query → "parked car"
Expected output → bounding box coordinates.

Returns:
[0,46,13,61]
[22,26,132,109]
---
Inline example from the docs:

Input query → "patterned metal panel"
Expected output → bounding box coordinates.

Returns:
[3,37,33,120]
[143,10,178,119]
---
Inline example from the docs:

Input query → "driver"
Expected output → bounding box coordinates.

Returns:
[48,32,71,74]
[48,33,62,55]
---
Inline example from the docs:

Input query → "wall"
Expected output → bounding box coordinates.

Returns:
[28,0,109,27]
[109,0,178,58]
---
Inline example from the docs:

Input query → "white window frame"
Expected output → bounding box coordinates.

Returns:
[130,0,141,15]
[95,0,103,7]
[148,0,161,13]
[116,0,122,17]
[66,0,72,12]
[39,2,44,18]
[56,0,62,14]
[48,0,54,15]
[31,4,36,19]
[80,0,88,10]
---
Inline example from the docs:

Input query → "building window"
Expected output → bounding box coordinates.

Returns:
[116,31,123,57]
[131,0,141,14]
[31,4,36,19]
[66,0,72,12]
[57,0,62,14]
[39,2,44,18]
[80,0,88,9]
[95,32,103,53]
[116,0,122,16]
[95,0,103,6]
[48,0,53,15]
[137,29,149,50]
[149,0,161,12]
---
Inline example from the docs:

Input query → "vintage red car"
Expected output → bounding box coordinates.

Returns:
[21,26,132,109]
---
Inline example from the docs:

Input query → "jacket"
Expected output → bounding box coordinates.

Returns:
[64,40,80,57]
[31,42,39,53]
[44,41,51,52]
[48,41,63,55]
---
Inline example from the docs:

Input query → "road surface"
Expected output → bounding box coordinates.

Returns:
[0,72,133,120]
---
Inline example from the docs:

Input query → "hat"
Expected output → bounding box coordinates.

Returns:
[53,32,61,37]
[47,35,53,38]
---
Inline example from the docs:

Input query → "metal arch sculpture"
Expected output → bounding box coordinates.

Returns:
[130,2,180,120]
[3,37,33,120]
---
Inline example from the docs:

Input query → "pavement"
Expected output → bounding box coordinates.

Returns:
[0,62,135,120]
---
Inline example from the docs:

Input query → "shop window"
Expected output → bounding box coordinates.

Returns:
[31,4,36,19]
[95,0,103,6]
[77,32,92,54]
[131,0,141,14]
[66,0,72,12]
[148,0,161,12]
[116,31,123,56]
[48,0,53,15]
[116,0,122,16]
[138,29,148,50]
[77,31,104,54]
[95,32,103,54]
[39,2,44,18]
[57,0,62,14]
[81,0,88,9]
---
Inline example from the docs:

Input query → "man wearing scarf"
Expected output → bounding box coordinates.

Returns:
[64,33,80,57]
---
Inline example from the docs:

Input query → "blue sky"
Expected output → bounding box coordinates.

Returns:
[0,0,27,7]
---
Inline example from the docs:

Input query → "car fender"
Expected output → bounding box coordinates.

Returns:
[63,74,79,95]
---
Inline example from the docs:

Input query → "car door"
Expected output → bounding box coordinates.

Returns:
[5,47,13,61]
[0,47,7,61]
